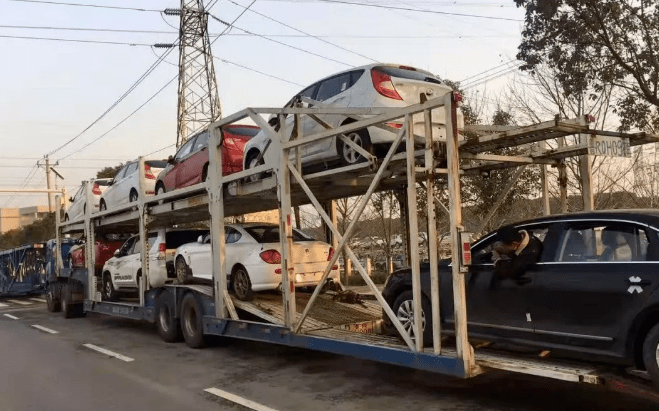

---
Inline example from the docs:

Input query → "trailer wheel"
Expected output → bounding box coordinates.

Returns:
[156,292,181,343]
[392,290,432,346]
[180,292,206,348]
[102,272,118,301]
[61,284,84,318]
[642,322,659,388]
[46,282,61,312]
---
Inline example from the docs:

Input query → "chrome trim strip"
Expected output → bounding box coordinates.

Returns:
[468,321,533,333]
[534,328,614,341]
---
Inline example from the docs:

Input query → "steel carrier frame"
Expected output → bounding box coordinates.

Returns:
[53,92,659,398]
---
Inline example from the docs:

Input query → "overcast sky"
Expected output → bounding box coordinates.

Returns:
[0,0,525,208]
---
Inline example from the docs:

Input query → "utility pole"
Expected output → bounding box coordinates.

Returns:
[44,156,53,212]
[166,0,222,148]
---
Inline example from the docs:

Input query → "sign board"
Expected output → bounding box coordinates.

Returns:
[587,135,631,158]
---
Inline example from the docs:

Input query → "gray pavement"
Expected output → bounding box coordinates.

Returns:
[0,298,657,411]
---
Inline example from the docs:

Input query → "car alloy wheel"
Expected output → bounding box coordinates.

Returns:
[232,268,253,301]
[129,191,138,202]
[396,299,426,342]
[342,132,365,164]
[99,200,106,211]
[247,155,263,183]
[156,184,165,196]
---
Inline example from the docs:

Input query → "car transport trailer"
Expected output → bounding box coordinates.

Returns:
[51,92,659,400]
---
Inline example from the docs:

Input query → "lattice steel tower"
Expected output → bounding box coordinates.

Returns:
[176,0,221,148]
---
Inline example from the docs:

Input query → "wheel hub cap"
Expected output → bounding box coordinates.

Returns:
[343,133,363,164]
[396,300,426,341]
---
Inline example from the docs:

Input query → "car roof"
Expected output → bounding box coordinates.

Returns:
[507,209,659,229]
[302,63,440,90]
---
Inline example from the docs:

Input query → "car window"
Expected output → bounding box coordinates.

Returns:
[125,162,138,177]
[471,224,551,265]
[373,66,442,85]
[193,132,209,151]
[244,225,314,243]
[316,73,352,102]
[556,223,649,262]
[119,237,136,256]
[73,185,84,201]
[114,166,128,181]
[132,238,142,255]
[226,227,242,244]
[165,230,208,249]
[175,137,197,160]
[226,126,260,137]
[350,70,365,85]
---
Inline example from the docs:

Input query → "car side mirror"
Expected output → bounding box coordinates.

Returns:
[69,197,74,203]
[197,235,204,243]
[167,155,175,165]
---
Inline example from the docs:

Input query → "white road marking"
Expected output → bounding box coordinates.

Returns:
[204,388,279,411]
[3,314,19,320]
[82,343,134,362]
[0,303,8,308]
[29,298,47,303]
[7,299,32,306]
[31,325,58,334]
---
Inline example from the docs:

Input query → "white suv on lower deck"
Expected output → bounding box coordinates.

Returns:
[100,228,207,300]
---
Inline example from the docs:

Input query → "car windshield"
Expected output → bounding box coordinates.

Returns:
[244,225,314,243]
[146,160,167,168]
[166,230,208,248]
[373,66,442,85]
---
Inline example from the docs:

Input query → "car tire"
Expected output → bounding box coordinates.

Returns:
[129,190,138,203]
[176,257,193,284]
[180,292,207,348]
[392,290,432,346]
[337,129,372,166]
[156,183,165,196]
[202,164,208,182]
[102,272,117,301]
[83,204,86,215]
[64,214,69,221]
[99,199,107,211]
[46,282,61,313]
[231,266,253,301]
[642,323,659,388]
[156,291,182,343]
[245,152,264,183]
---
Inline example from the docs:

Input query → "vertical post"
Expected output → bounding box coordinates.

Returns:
[45,156,53,212]
[208,125,227,318]
[405,113,423,351]
[579,133,594,211]
[137,157,148,306]
[397,188,412,266]
[540,140,551,216]
[424,108,441,355]
[446,92,473,375]
[83,181,96,301]
[277,114,296,328]
[557,137,568,213]
[55,195,62,276]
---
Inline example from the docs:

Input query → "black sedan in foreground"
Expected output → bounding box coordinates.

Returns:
[382,210,659,387]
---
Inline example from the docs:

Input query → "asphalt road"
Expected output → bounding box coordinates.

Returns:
[0,297,658,411]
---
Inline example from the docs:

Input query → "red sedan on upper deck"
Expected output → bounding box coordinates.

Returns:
[155,125,259,195]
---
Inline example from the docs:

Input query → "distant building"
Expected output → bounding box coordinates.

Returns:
[0,205,50,234]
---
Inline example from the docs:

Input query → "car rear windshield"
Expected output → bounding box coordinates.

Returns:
[146,160,168,168]
[226,126,260,137]
[244,226,314,243]
[95,179,111,186]
[373,66,442,85]
[166,230,208,249]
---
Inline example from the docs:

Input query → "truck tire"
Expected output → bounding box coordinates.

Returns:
[642,323,659,388]
[46,282,61,313]
[392,290,432,346]
[156,292,181,343]
[180,292,206,348]
[102,272,118,301]
[61,283,86,319]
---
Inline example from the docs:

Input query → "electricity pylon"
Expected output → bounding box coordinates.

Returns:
[173,0,221,148]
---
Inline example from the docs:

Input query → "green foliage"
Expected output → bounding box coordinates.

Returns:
[0,213,56,251]
[96,164,123,179]
[515,0,659,131]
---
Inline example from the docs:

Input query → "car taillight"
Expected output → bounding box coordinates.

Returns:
[371,69,402,100]
[275,268,281,274]
[333,265,339,270]
[92,183,102,195]
[386,122,403,129]
[260,249,281,264]
[158,243,166,253]
[145,164,156,179]
[327,247,334,261]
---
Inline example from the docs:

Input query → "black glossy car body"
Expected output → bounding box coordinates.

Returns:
[383,210,659,375]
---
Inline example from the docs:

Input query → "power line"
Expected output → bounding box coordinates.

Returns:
[0,34,154,46]
[311,0,523,21]
[214,56,305,86]
[45,40,179,157]
[209,13,354,67]
[0,24,175,34]
[7,0,161,12]
[227,0,378,63]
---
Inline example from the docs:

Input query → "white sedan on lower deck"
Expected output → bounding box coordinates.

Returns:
[174,223,340,300]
